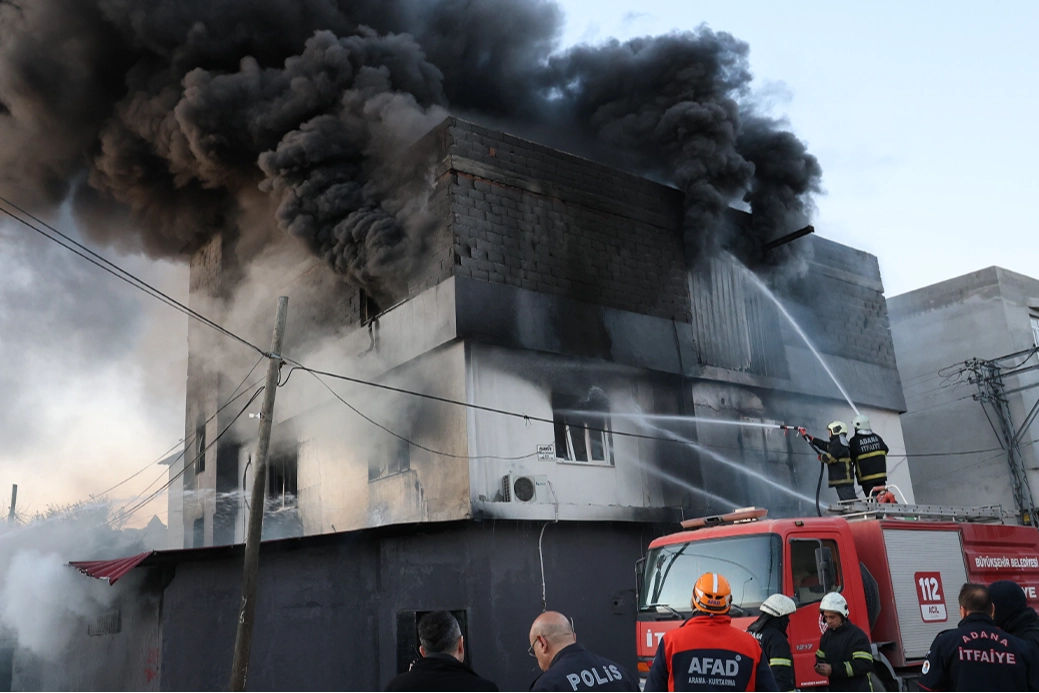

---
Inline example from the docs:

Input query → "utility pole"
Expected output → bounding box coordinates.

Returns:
[229,296,288,692]
[967,346,1039,527]
[7,484,16,523]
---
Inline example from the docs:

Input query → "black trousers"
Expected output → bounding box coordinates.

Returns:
[834,484,857,501]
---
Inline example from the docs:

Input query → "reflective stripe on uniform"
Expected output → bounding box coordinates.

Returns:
[815,650,825,659]
[853,651,874,661]
[858,471,887,481]
[857,450,886,460]
[769,658,792,667]
[845,662,854,677]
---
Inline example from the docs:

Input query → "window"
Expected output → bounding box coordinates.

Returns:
[369,438,410,481]
[1031,315,1039,348]
[87,610,122,636]
[790,538,844,605]
[192,517,205,548]
[268,446,299,508]
[552,392,614,465]
[195,421,207,474]
[360,289,381,324]
[639,534,782,616]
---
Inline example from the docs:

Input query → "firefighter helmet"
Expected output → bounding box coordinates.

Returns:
[692,573,732,614]
[820,592,849,617]
[760,594,797,617]
[852,415,871,432]
[827,421,848,437]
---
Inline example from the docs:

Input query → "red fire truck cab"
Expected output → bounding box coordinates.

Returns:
[635,503,1039,690]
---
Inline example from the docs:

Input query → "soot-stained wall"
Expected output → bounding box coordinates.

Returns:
[158,520,655,692]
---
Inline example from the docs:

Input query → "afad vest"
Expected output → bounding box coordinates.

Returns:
[660,615,765,691]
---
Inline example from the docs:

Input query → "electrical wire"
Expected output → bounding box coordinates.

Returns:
[304,370,541,461]
[0,196,266,358]
[106,386,265,526]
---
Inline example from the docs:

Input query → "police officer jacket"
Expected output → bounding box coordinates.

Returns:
[808,435,854,488]
[529,643,639,692]
[747,617,795,691]
[918,612,1039,692]
[645,613,778,692]
[848,432,887,486]
[816,620,874,692]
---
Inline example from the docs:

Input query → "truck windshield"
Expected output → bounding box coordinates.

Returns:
[639,534,782,616]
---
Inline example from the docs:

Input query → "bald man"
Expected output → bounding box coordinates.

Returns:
[528,611,639,691]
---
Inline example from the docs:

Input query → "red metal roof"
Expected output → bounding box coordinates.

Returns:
[69,551,153,585]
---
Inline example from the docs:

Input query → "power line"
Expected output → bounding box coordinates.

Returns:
[0,196,266,358]
[107,386,265,526]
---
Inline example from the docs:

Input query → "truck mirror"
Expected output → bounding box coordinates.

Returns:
[815,546,835,594]
[635,557,646,604]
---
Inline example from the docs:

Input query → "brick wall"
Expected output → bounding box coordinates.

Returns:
[434,118,692,323]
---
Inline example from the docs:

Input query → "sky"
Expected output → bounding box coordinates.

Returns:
[0,0,1036,523]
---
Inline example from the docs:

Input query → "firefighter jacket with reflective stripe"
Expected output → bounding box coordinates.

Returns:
[849,432,888,484]
[645,614,778,692]
[748,618,795,692]
[808,436,854,487]
[816,620,874,692]
[918,613,1039,692]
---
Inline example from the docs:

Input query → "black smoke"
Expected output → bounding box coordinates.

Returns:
[0,0,821,294]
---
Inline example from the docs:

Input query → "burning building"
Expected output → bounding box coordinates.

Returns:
[114,117,914,689]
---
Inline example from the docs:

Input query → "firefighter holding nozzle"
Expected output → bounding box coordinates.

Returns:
[800,421,857,502]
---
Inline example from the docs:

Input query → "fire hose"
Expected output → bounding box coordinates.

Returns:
[780,425,824,516]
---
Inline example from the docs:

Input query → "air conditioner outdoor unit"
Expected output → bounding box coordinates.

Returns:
[502,474,549,503]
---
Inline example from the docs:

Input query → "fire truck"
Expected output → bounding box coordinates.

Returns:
[635,503,1039,690]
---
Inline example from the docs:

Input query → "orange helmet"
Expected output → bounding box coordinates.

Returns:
[692,572,732,614]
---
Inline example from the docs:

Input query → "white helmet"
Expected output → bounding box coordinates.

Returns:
[852,415,871,433]
[827,421,848,437]
[760,594,797,617]
[819,592,849,617]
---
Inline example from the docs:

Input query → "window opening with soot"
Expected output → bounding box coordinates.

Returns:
[552,391,614,465]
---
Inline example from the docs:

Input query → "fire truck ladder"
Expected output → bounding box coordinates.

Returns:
[828,501,1009,524]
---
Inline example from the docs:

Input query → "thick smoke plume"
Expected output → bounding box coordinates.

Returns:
[0,0,821,294]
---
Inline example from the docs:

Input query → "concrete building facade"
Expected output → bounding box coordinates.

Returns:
[68,116,923,690]
[171,118,912,551]
[889,267,1039,520]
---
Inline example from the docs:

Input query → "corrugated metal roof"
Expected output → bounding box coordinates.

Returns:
[69,551,153,585]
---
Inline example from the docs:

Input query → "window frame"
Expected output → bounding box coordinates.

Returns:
[789,537,845,606]
[551,393,614,467]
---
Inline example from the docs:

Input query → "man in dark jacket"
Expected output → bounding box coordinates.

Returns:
[748,594,797,691]
[815,592,875,692]
[919,583,1039,691]
[849,415,889,499]
[385,611,498,691]
[528,611,638,691]
[991,580,1039,654]
[804,422,856,501]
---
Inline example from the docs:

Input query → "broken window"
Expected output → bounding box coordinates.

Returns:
[552,391,614,465]
[1031,315,1039,348]
[195,420,207,474]
[369,438,411,481]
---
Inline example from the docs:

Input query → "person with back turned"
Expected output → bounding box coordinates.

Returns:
[848,415,889,500]
[919,583,1039,691]
[527,611,639,691]
[990,579,1039,655]
[802,421,857,501]
[747,594,797,692]
[645,572,777,691]
[385,611,498,691]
